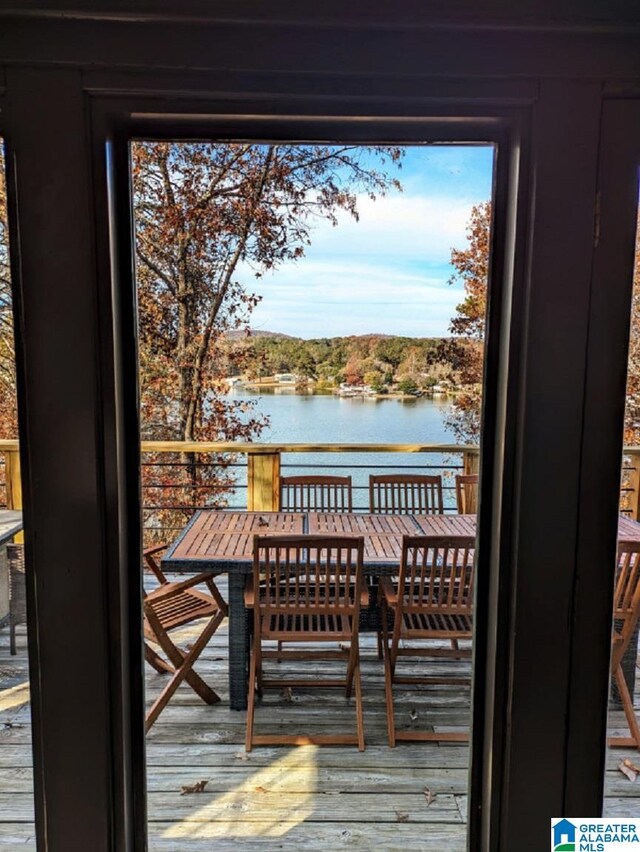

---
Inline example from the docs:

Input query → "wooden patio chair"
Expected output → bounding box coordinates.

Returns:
[455,474,479,514]
[245,534,367,751]
[277,478,354,659]
[379,534,475,746]
[142,544,228,731]
[609,541,640,749]
[280,474,353,512]
[7,544,26,656]
[369,473,444,515]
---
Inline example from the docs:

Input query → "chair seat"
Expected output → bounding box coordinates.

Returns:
[261,611,355,640]
[401,610,472,638]
[145,587,221,632]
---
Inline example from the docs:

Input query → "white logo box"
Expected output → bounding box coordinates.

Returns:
[552,819,640,851]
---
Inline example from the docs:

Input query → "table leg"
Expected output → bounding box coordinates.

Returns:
[228,572,248,711]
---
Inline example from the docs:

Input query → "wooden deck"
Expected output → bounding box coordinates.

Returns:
[1,577,640,850]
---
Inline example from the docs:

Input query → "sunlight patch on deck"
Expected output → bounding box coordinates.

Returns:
[162,745,318,839]
[0,681,29,713]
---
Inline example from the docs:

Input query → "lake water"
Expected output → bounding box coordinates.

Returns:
[226,389,461,510]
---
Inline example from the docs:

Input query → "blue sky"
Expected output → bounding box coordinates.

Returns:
[245,145,494,338]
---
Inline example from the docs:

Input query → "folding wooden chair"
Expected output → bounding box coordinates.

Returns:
[369,473,444,515]
[245,534,367,751]
[142,544,228,731]
[280,474,353,512]
[455,474,479,514]
[609,541,640,749]
[379,534,475,746]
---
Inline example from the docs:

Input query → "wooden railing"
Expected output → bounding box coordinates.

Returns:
[140,440,480,514]
[622,449,640,519]
[2,439,640,532]
[0,440,23,515]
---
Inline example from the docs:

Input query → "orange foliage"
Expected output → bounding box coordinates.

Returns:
[446,202,491,443]
[448,201,640,454]
[624,212,640,447]
[132,142,402,539]
[0,144,18,442]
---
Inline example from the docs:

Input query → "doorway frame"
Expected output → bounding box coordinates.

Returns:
[1,71,626,849]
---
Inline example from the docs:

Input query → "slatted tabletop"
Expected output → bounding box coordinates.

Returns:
[617,515,640,542]
[308,513,417,535]
[165,511,640,572]
[412,513,477,537]
[308,512,416,565]
[165,511,425,572]
[166,512,305,570]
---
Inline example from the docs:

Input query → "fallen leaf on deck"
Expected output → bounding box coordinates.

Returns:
[281,687,293,703]
[254,785,268,793]
[233,752,250,761]
[409,709,418,721]
[424,787,437,806]
[619,759,639,782]
[258,516,269,527]
[339,643,350,652]
[395,810,410,823]
[624,758,640,773]
[180,780,208,795]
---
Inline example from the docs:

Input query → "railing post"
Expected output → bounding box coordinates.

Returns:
[247,449,281,511]
[626,450,640,521]
[462,448,480,514]
[463,448,480,477]
[5,450,24,542]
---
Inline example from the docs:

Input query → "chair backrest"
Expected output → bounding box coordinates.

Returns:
[280,475,353,513]
[613,541,640,653]
[252,534,364,618]
[397,534,476,616]
[369,474,444,515]
[6,544,27,620]
[455,474,479,514]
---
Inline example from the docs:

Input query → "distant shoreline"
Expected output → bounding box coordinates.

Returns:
[232,381,455,402]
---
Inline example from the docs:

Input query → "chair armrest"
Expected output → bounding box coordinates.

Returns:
[146,572,221,601]
[143,543,168,557]
[379,576,398,605]
[244,576,255,608]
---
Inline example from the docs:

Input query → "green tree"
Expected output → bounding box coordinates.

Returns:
[397,377,419,395]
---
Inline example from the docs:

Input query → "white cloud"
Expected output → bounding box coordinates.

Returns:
[248,260,461,337]
[235,189,477,337]
[306,192,475,263]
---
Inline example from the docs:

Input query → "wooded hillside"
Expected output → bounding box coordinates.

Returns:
[222,333,459,393]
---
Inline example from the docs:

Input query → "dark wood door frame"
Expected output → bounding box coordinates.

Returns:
[0,66,634,850]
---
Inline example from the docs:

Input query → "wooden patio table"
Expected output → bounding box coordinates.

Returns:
[162,510,640,711]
